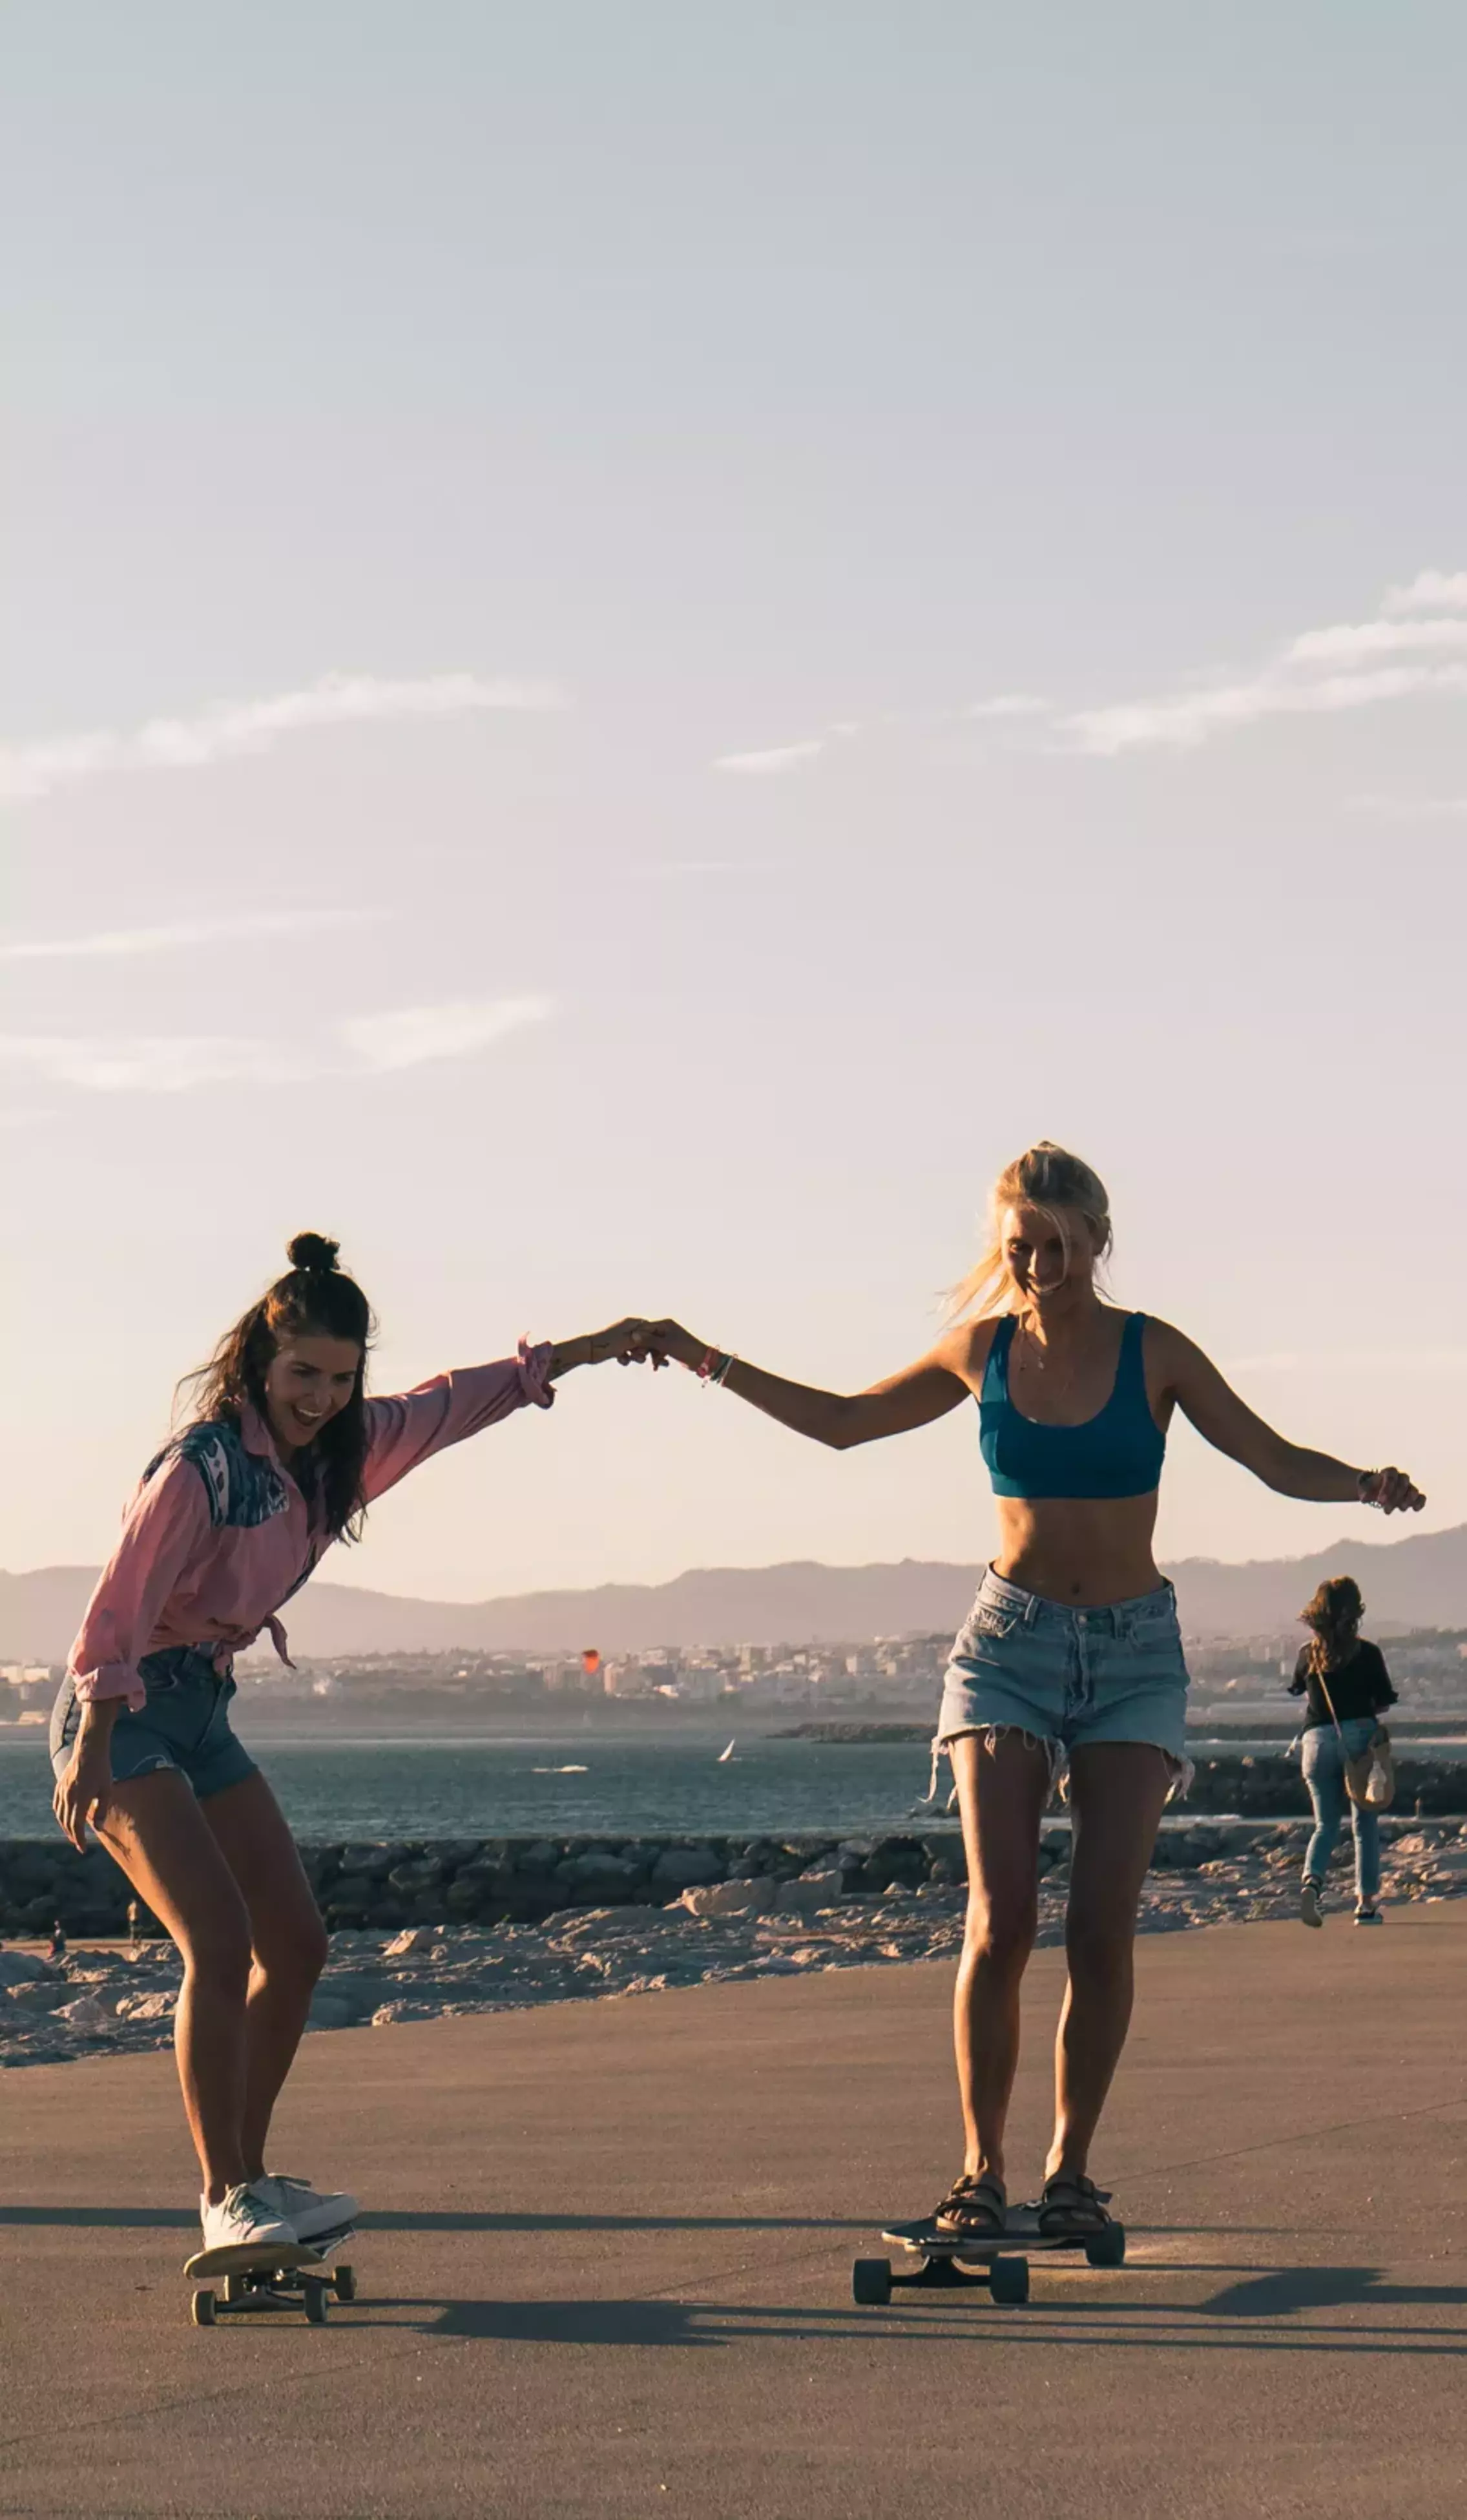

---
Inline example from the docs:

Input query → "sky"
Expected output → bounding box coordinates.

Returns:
[3,1,1466,1605]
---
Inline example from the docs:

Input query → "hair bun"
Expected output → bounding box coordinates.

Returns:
[287,1231,340,1275]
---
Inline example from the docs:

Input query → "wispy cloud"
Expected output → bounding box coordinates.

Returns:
[1382,569,1467,616]
[338,995,554,1072]
[1062,570,1467,755]
[714,739,825,776]
[0,908,380,963]
[0,995,554,1095]
[0,672,567,805]
[963,693,1051,720]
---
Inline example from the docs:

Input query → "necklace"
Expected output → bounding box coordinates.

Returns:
[1016,1315,1079,1403]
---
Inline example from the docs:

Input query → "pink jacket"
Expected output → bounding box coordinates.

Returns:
[68,1343,554,1710]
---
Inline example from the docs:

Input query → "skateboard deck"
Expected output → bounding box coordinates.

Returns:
[185,2221,360,2327]
[882,2205,1125,2260]
[854,2205,1126,2306]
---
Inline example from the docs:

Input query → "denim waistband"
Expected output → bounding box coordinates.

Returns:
[978,1566,1177,1636]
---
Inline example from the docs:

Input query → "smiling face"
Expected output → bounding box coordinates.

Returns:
[1000,1201,1101,1310]
[261,1330,363,1456]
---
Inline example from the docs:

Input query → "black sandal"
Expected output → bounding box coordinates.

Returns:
[1035,2173,1114,2240]
[933,2171,1008,2241]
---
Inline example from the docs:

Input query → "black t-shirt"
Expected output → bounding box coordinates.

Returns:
[1289,1639,1396,1729]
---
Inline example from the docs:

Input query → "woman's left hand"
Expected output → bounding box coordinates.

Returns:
[551,1320,657,1376]
[1361,1466,1426,1514]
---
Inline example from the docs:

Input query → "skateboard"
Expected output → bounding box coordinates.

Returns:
[185,2221,360,2327]
[852,2203,1127,2307]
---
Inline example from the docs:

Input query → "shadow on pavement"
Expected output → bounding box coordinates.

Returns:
[0,2205,869,2235]
[1200,2265,1467,2318]
[362,2288,1467,2355]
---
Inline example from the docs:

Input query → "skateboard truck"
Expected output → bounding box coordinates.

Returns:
[853,2208,1127,2308]
[186,2222,360,2328]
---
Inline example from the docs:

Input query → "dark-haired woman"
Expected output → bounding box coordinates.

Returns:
[50,1234,643,2267]
[627,1142,1424,2245]
[1290,1576,1397,1928]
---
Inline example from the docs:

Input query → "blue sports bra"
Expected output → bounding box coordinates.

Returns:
[978,1312,1166,1501]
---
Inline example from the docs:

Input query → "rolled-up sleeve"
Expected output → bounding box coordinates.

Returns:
[362,1340,555,1505]
[68,1456,213,1712]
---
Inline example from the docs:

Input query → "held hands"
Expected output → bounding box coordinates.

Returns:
[621,1320,706,1371]
[1360,1466,1426,1515]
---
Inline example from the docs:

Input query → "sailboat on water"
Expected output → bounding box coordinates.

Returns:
[717,1740,736,1764]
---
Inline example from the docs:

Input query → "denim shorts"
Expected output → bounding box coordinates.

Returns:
[50,1647,260,1802]
[937,1567,1191,1789]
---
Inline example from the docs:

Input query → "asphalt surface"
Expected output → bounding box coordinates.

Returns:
[3,1907,1466,2519]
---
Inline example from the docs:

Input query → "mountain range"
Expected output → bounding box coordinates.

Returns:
[5,1521,1467,1660]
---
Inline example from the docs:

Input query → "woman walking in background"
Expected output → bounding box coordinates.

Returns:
[1291,1577,1397,1928]
[51,1233,643,2267]
[628,1143,1424,2245]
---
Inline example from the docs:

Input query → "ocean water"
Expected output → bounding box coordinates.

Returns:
[0,1735,944,1843]
[10,1729,1463,1846]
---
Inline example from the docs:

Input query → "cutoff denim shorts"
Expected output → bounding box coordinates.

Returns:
[50,1647,260,1803]
[937,1567,1192,1794]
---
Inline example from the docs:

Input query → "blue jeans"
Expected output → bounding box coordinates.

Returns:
[1301,1718,1380,1904]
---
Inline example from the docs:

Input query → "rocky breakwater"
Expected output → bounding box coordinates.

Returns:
[5,1818,1467,2072]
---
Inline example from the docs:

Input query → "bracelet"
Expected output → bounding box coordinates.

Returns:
[711,1350,737,1390]
[694,1347,722,1382]
[1357,1468,1381,1506]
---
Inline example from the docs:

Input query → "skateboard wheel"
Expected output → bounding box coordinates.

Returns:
[222,2273,247,2306]
[988,2256,1030,2305]
[191,2289,218,2327]
[303,2278,329,2325]
[851,2257,893,2307]
[1085,2225,1126,2268]
[332,2265,357,2303]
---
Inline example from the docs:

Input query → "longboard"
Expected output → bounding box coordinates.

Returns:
[853,2205,1126,2307]
[185,2220,360,2327]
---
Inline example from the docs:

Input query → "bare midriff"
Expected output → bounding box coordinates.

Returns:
[990,1491,1164,1607]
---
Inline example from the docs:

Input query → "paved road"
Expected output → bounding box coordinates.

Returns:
[3,1909,1465,2519]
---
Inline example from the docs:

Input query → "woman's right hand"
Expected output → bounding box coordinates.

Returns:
[627,1320,708,1371]
[53,1732,114,1851]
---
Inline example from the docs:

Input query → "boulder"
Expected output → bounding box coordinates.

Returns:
[680,1879,774,1921]
[650,1846,724,1892]
[7,1981,70,2014]
[773,1869,845,1913]
[313,1965,388,2026]
[56,1994,113,2034]
[382,1926,437,1958]
[388,1858,446,1896]
[116,1990,174,2022]
[0,1950,51,1987]
[554,1855,643,1904]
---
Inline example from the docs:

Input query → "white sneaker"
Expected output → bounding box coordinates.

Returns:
[1300,1880,1323,1930]
[255,2170,359,2242]
[198,2181,299,2265]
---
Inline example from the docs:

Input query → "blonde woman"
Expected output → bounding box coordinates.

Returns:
[1290,1576,1397,1927]
[630,1143,1424,2244]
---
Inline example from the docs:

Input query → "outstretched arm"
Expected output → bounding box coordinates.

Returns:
[630,1319,973,1450]
[1156,1324,1424,1512]
[364,1320,646,1503]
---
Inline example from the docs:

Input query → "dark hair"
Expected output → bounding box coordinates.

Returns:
[178,1234,375,1540]
[1300,1575,1364,1677]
